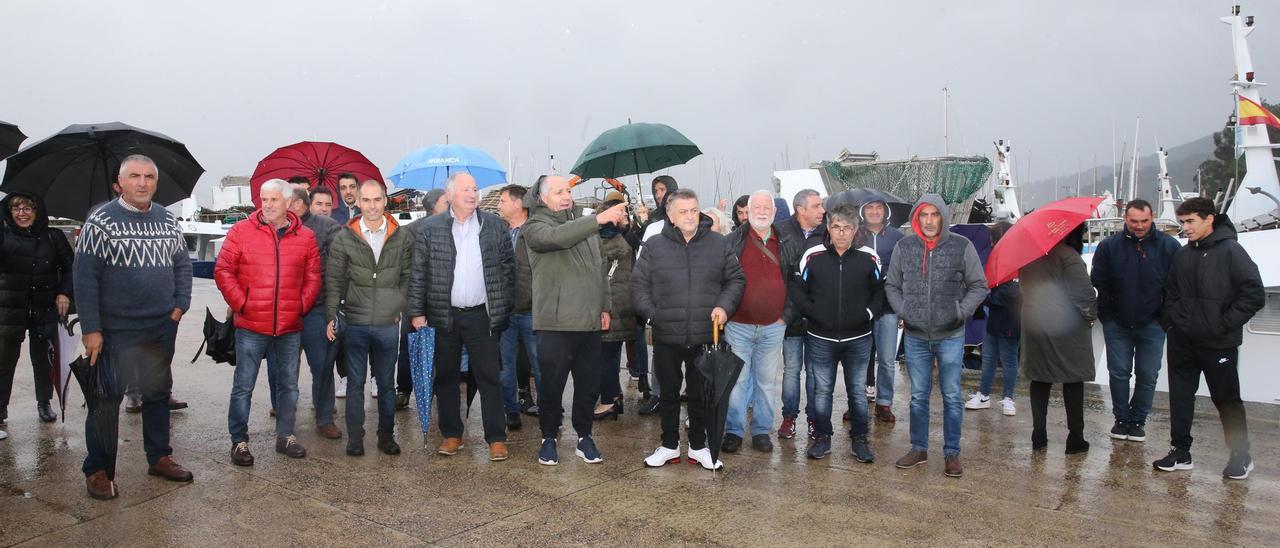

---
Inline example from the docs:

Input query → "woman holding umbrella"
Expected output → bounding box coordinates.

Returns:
[0,192,74,427]
[1019,223,1097,454]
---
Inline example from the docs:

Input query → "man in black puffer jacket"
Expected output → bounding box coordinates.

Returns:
[0,192,74,425]
[1154,197,1264,480]
[632,189,745,471]
[407,173,514,460]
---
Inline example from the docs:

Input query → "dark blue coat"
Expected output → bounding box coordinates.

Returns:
[983,280,1021,339]
[1090,228,1181,329]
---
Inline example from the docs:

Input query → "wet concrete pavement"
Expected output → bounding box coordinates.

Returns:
[1,279,1278,546]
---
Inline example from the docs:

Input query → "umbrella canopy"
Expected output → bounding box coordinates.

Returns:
[0,122,203,221]
[985,196,1104,287]
[692,324,745,467]
[50,316,80,422]
[0,121,26,159]
[824,188,912,228]
[249,141,382,207]
[408,327,436,433]
[389,144,506,190]
[570,122,702,201]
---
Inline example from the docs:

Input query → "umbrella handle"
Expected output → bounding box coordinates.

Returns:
[713,321,721,346]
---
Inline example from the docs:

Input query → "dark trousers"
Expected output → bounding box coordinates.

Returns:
[342,323,398,443]
[517,339,532,393]
[0,320,56,411]
[653,342,707,450]
[82,321,178,477]
[1030,381,1084,443]
[1167,335,1250,454]
[395,312,414,394]
[537,330,602,438]
[434,307,506,443]
[597,340,624,403]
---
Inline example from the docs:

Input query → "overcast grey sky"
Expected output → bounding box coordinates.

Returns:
[3,1,1276,207]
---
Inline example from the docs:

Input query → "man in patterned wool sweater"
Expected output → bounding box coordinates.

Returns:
[74,154,194,500]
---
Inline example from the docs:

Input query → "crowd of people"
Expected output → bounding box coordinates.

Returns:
[0,153,1265,501]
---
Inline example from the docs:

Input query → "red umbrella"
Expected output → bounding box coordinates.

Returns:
[249,141,381,207]
[984,196,1104,287]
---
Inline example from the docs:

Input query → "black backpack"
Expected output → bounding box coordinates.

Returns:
[191,307,236,365]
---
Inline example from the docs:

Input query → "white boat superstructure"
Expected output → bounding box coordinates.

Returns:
[990,140,1023,221]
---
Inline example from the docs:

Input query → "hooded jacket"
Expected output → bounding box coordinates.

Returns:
[1161,214,1265,348]
[859,200,905,272]
[214,210,322,336]
[884,194,988,341]
[1090,226,1181,329]
[520,178,610,332]
[0,192,74,337]
[631,214,746,346]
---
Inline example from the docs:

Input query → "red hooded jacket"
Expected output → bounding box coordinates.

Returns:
[214,210,322,336]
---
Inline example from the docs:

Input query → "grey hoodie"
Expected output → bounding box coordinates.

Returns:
[884,194,988,341]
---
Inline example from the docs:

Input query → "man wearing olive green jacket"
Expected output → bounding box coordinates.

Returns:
[522,175,628,466]
[326,180,414,457]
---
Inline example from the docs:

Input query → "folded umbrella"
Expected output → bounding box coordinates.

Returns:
[0,121,26,159]
[692,322,745,467]
[408,327,437,433]
[985,196,1104,287]
[50,315,81,422]
[249,141,382,207]
[824,188,912,228]
[388,144,506,190]
[191,307,236,366]
[70,345,122,480]
[0,122,203,221]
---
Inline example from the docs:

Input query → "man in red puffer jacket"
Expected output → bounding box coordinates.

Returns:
[214,179,322,466]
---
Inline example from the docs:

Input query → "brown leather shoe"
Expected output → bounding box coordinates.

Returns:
[316,423,343,439]
[147,456,194,482]
[944,455,963,477]
[86,470,118,500]
[167,396,188,410]
[437,437,464,456]
[894,449,928,469]
[489,441,509,461]
[875,405,896,423]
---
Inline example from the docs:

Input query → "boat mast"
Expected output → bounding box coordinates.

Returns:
[991,140,1022,220]
[1129,117,1141,202]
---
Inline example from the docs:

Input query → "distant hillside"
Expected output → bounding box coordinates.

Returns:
[1025,134,1214,207]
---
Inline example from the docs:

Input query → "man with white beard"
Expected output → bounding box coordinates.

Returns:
[720,190,804,454]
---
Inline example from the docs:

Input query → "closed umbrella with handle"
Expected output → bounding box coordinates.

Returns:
[692,321,745,468]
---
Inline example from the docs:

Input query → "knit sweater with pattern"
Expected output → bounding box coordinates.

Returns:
[73,199,192,333]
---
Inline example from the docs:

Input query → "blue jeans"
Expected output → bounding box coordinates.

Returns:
[300,306,336,425]
[872,313,899,406]
[780,336,815,419]
[808,334,873,438]
[343,323,399,442]
[499,313,540,413]
[978,333,1019,400]
[904,334,965,456]
[1103,320,1165,425]
[229,329,301,443]
[724,321,785,438]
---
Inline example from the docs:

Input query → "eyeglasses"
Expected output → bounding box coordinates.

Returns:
[828,225,855,234]
[11,206,34,214]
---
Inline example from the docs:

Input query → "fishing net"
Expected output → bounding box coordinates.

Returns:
[819,155,992,206]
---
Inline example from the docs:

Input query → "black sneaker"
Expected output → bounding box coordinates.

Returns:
[1126,423,1146,442]
[638,395,661,416]
[506,412,523,431]
[722,434,742,453]
[851,437,874,463]
[1223,453,1254,480]
[807,435,832,459]
[1109,421,1129,440]
[1153,448,1193,472]
[377,433,401,455]
[750,434,773,453]
[275,435,307,458]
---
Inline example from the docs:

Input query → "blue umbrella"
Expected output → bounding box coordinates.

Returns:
[408,327,437,434]
[388,144,507,190]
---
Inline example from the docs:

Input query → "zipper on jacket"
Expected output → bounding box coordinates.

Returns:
[685,241,694,346]
[925,248,934,340]
[837,256,844,339]
[273,228,282,336]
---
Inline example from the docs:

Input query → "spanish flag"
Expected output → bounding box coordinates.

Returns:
[1238,96,1280,129]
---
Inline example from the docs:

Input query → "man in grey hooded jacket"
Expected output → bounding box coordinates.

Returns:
[884,194,987,477]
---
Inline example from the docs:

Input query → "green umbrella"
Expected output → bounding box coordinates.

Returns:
[570,121,702,202]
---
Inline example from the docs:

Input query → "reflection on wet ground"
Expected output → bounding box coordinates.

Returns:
[0,280,1276,545]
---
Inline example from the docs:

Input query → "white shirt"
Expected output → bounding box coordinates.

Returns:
[360,215,387,263]
[450,209,487,307]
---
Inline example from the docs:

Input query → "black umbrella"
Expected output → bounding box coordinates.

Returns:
[190,307,236,366]
[70,347,122,481]
[825,188,911,228]
[0,121,26,159]
[692,323,745,467]
[1,122,204,220]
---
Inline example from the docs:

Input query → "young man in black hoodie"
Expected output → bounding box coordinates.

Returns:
[1155,197,1264,480]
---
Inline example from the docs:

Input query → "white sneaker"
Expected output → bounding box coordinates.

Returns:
[865,385,877,402]
[1000,397,1016,416]
[371,381,379,398]
[965,392,991,410]
[335,377,347,398]
[644,445,682,467]
[687,447,724,470]
[0,429,7,440]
